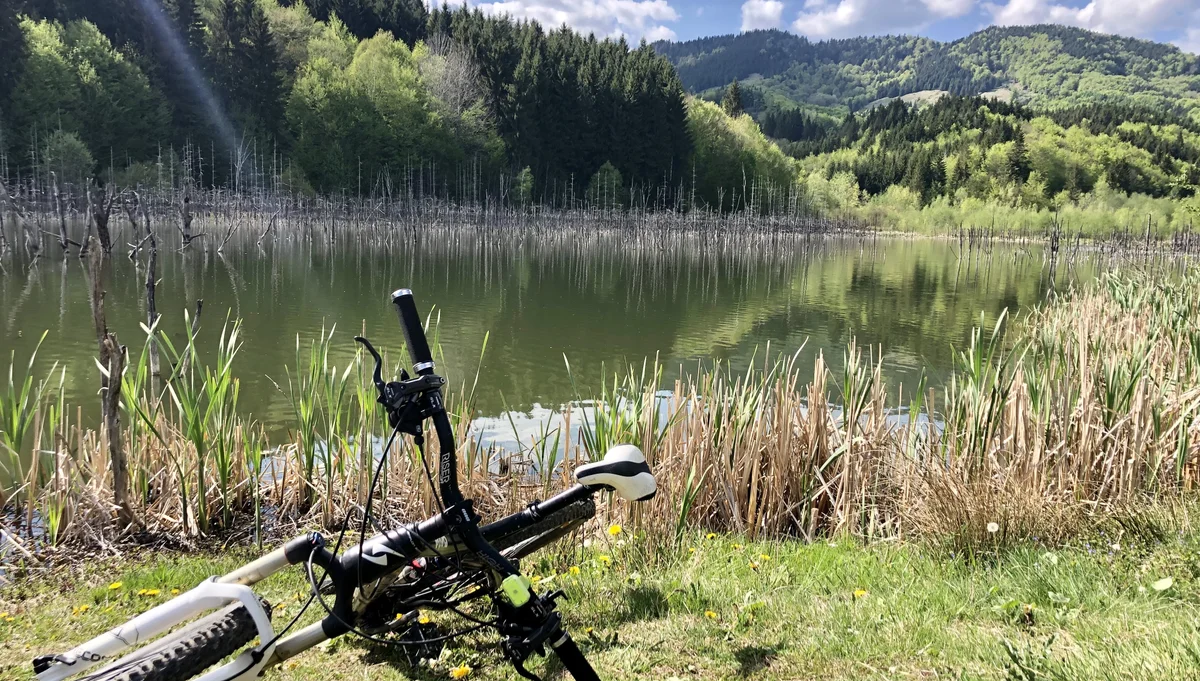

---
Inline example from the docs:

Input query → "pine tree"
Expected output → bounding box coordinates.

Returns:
[721,78,743,117]
[1007,128,1031,184]
[241,1,284,138]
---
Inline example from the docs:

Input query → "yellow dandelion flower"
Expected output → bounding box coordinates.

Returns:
[704,610,717,619]
[607,524,622,537]
[418,614,432,624]
[449,663,472,679]
[585,627,594,634]
[568,566,581,575]
[170,589,181,596]
[0,612,7,618]
[531,575,542,584]
[598,555,612,566]
[688,547,696,554]
[733,543,743,550]
[108,582,123,590]
[853,589,868,599]
[759,554,771,561]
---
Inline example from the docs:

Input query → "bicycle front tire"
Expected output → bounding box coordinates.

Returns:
[83,601,264,681]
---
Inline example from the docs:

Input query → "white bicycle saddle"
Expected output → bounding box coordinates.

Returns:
[573,444,657,501]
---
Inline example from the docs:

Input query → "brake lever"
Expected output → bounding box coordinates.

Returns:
[354,336,387,395]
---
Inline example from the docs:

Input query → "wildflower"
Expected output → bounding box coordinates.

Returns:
[688,547,696,554]
[607,524,622,537]
[853,589,868,599]
[108,582,123,590]
[449,663,472,679]
[706,533,716,540]
[419,614,432,624]
[597,555,612,566]
[987,522,1000,534]
[733,543,743,550]
[585,627,594,634]
[704,610,717,619]
[749,561,759,570]
[73,604,91,615]
[531,575,542,584]
[170,589,181,596]
[569,566,581,575]
[137,589,161,597]
[0,612,7,618]
[759,553,771,561]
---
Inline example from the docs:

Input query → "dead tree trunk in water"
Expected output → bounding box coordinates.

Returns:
[88,179,117,253]
[85,237,136,527]
[128,193,162,392]
[179,194,204,247]
[1,177,39,258]
[50,172,80,252]
[0,190,9,258]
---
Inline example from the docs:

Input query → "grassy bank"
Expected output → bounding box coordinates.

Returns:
[4,529,1200,680]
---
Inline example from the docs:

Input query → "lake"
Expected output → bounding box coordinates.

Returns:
[1,228,1094,442]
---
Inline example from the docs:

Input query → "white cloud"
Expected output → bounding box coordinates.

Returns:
[644,24,678,41]
[791,0,975,38]
[1178,23,1200,54]
[982,0,1195,39]
[742,0,786,31]
[469,0,680,42]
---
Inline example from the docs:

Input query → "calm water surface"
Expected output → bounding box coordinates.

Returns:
[1,229,1094,440]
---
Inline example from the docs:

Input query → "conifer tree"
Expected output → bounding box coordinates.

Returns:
[721,78,743,117]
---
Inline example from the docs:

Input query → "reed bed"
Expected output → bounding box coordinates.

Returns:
[1,266,1198,558]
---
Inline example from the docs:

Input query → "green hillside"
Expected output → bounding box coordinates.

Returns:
[653,25,1200,119]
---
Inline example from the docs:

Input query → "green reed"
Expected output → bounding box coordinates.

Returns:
[155,311,244,534]
[0,331,54,505]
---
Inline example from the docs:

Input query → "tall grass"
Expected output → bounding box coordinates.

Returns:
[1,267,1198,555]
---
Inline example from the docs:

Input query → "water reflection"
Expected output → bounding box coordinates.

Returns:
[1,229,1098,438]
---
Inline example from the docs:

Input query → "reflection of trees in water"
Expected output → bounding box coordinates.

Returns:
[1,228,1101,436]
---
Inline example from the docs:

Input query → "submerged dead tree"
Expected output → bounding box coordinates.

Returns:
[85,237,136,528]
[180,193,204,247]
[88,179,119,253]
[49,172,82,253]
[1,177,39,258]
[128,193,162,391]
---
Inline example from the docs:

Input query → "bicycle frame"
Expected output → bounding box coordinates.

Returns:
[36,289,604,681]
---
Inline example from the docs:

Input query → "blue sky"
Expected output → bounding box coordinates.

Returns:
[447,1,1200,53]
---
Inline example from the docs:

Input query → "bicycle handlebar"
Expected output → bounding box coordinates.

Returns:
[391,289,434,375]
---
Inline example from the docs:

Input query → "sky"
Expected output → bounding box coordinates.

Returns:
[431,0,1200,54]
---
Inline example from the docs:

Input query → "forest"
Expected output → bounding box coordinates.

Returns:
[0,0,697,205]
[2,2,1200,226]
[772,94,1200,234]
[655,25,1200,117]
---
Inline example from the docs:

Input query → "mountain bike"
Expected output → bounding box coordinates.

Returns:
[33,289,657,681]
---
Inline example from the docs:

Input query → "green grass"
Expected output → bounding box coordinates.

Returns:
[4,531,1200,681]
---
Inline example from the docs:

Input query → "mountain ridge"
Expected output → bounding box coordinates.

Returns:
[652,25,1200,118]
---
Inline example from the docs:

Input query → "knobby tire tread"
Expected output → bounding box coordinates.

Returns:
[97,601,265,681]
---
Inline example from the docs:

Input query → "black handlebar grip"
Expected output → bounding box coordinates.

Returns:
[550,633,602,681]
[391,289,434,375]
